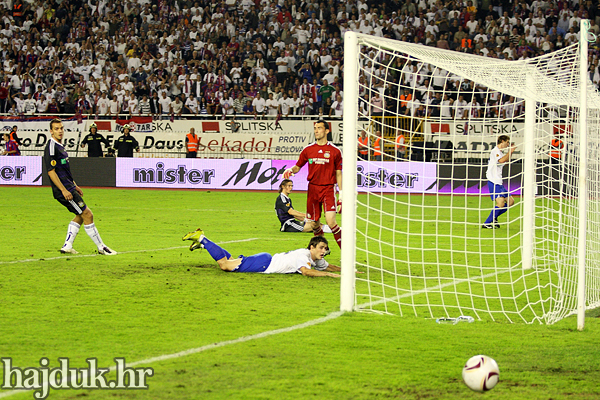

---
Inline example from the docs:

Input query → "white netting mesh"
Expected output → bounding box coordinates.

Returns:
[344,32,600,324]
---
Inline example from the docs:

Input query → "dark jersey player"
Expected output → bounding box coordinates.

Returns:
[276,179,312,232]
[283,119,343,248]
[80,123,109,157]
[275,179,332,233]
[44,118,116,255]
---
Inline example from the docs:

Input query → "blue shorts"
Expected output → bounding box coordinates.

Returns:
[488,181,508,200]
[234,252,272,273]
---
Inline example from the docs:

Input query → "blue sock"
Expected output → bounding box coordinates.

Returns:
[200,238,231,261]
[484,205,508,224]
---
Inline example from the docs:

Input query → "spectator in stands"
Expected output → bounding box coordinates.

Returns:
[23,93,36,114]
[36,94,49,113]
[252,92,267,118]
[322,96,333,117]
[221,92,235,117]
[242,99,254,116]
[138,95,150,116]
[318,79,334,107]
[265,93,279,117]
[0,0,592,139]
[371,91,384,118]
[329,94,343,117]
[278,91,292,118]
[149,92,161,118]
[170,95,184,120]
[158,92,172,120]
[299,93,314,116]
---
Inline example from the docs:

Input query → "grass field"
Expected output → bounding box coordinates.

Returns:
[1,186,599,400]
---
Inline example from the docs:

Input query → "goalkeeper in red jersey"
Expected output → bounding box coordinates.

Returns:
[283,119,343,249]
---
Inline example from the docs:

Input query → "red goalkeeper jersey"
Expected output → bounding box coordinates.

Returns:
[296,142,342,186]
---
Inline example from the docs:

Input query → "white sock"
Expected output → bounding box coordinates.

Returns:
[84,223,104,249]
[62,221,80,249]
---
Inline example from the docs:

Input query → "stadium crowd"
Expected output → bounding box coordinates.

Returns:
[0,0,596,120]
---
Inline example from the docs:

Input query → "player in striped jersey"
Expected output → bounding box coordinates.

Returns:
[44,118,117,255]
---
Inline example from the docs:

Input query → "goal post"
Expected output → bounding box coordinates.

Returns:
[340,31,359,312]
[340,26,600,327]
[577,20,591,331]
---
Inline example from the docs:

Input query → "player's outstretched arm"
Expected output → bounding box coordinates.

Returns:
[283,165,300,179]
[300,266,340,278]
[288,208,306,220]
[326,264,364,274]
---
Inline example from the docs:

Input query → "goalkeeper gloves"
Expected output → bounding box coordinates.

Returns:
[337,190,342,214]
[283,168,294,179]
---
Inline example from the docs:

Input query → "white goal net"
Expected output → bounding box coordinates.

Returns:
[340,27,600,326]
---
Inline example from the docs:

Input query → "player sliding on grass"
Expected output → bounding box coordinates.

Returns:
[44,118,117,255]
[182,229,341,277]
[483,135,517,229]
[282,119,343,249]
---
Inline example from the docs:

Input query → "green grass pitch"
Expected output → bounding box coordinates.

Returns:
[0,186,599,399]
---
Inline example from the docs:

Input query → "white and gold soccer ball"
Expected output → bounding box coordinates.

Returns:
[462,355,499,392]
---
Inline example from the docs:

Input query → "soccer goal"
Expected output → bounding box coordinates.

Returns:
[340,23,600,328]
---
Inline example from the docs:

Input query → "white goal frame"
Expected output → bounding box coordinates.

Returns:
[340,23,598,330]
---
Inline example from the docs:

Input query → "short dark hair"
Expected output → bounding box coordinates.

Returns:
[308,236,328,250]
[279,179,293,193]
[315,119,330,131]
[50,118,62,130]
[498,135,510,144]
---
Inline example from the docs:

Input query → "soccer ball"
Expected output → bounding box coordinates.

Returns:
[462,355,499,392]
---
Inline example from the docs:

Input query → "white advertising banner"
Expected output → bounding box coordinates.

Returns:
[6,118,349,157]
[0,119,85,154]
[116,158,438,193]
[425,120,525,159]
[0,156,42,185]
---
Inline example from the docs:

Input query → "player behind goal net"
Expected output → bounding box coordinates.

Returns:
[340,25,600,327]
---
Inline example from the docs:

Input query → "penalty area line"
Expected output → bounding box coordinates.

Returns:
[0,238,260,265]
[0,311,344,399]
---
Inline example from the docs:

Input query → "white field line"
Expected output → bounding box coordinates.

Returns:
[0,311,344,399]
[0,238,262,265]
[0,237,345,398]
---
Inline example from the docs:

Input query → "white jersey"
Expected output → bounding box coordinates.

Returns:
[264,248,328,274]
[486,146,506,185]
